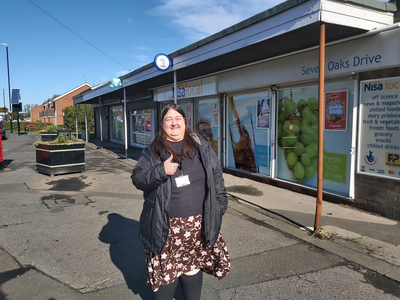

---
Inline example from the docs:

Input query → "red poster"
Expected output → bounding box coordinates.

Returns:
[325,90,348,131]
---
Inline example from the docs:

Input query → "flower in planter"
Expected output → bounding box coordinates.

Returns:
[35,133,84,146]
[35,133,85,177]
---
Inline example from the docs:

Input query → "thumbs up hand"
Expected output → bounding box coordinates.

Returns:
[164,154,179,175]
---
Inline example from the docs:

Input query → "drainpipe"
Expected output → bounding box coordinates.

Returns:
[314,23,326,232]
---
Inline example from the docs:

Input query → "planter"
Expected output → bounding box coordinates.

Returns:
[41,132,58,142]
[35,143,85,177]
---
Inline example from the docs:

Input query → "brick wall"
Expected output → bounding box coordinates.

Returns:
[31,106,41,122]
[355,174,400,219]
[55,85,91,126]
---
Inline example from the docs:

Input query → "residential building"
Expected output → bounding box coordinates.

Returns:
[32,83,91,125]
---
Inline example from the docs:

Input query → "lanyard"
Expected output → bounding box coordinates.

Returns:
[178,142,184,175]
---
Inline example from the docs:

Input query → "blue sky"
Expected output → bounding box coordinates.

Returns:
[1,0,283,108]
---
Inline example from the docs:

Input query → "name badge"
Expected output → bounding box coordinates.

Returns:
[175,175,190,187]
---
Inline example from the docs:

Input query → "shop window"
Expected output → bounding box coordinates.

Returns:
[110,106,124,142]
[227,93,271,176]
[194,99,219,155]
[131,109,153,147]
[276,82,354,197]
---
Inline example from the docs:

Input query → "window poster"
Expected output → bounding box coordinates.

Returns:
[325,90,348,131]
[194,99,219,154]
[256,98,270,129]
[276,81,354,197]
[211,102,218,127]
[227,93,271,176]
[358,77,400,180]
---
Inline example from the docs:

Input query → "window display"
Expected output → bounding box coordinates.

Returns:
[131,109,152,147]
[227,92,272,176]
[194,98,219,154]
[276,81,354,196]
[110,106,124,142]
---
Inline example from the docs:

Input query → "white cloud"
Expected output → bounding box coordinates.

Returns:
[134,54,150,62]
[150,0,283,41]
[136,46,152,51]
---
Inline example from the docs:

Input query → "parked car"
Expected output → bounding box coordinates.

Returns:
[0,121,6,140]
[146,120,151,131]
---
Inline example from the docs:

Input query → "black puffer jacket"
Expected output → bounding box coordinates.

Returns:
[131,134,227,254]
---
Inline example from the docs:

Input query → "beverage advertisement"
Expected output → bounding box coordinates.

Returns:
[358,77,400,180]
[227,93,271,176]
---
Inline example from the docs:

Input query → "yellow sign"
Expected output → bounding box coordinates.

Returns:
[385,153,400,167]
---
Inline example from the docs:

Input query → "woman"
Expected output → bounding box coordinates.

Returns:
[131,104,230,300]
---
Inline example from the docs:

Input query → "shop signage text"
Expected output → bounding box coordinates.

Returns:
[177,81,203,98]
[301,54,382,75]
[358,76,400,180]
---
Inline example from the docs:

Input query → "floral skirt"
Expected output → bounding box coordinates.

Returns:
[145,214,230,292]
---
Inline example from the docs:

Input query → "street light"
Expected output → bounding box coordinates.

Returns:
[1,87,4,124]
[1,43,12,133]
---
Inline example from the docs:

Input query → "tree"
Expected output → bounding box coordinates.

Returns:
[23,104,37,117]
[63,104,94,131]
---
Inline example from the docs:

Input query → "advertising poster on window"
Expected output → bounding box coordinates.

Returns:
[276,81,354,197]
[325,91,347,131]
[211,102,218,127]
[227,94,271,176]
[358,77,400,180]
[256,98,270,129]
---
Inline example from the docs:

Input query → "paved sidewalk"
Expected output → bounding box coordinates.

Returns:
[89,137,400,284]
[1,133,399,300]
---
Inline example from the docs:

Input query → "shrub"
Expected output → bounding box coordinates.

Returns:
[42,124,58,132]
[25,124,38,132]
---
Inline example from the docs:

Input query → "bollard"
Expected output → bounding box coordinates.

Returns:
[0,127,3,170]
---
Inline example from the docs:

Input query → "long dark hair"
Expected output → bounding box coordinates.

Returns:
[150,103,198,161]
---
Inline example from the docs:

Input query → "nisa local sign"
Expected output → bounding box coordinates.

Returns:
[177,81,203,98]
[154,76,216,102]
[363,79,400,92]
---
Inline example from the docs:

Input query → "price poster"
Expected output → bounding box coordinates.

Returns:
[325,91,347,131]
[358,76,400,180]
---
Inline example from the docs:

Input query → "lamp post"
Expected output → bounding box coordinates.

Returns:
[2,87,5,111]
[1,43,12,133]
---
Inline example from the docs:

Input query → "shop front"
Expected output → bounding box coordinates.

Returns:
[221,26,400,200]
[73,0,398,218]
[154,76,221,155]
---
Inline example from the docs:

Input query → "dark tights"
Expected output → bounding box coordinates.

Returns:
[153,271,203,300]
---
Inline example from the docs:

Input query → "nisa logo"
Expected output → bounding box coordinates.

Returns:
[364,81,383,92]
[177,86,186,98]
[177,81,203,98]
[377,169,385,174]
[369,168,375,172]
[388,170,394,175]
